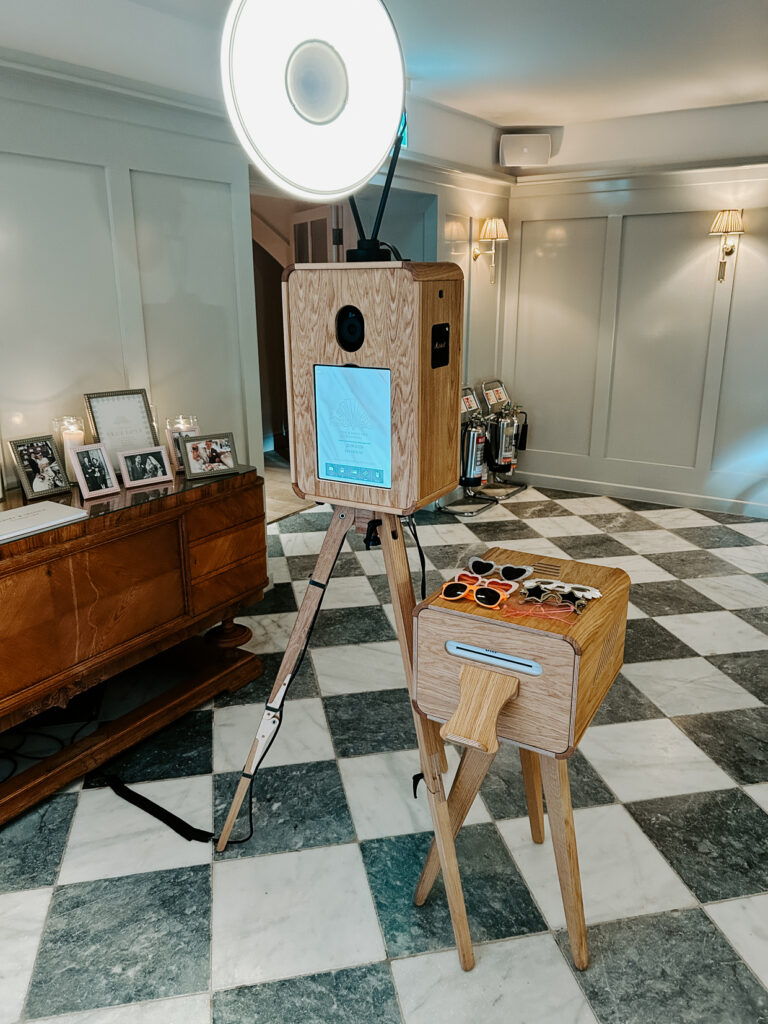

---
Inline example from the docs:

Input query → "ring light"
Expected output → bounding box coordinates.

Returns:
[221,0,405,201]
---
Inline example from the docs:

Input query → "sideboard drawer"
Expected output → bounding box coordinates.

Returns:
[185,487,264,542]
[189,519,265,580]
[191,554,267,615]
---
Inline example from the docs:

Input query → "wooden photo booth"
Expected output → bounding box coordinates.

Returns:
[282,262,463,514]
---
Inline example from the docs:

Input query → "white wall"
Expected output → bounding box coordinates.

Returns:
[503,165,768,515]
[0,64,261,491]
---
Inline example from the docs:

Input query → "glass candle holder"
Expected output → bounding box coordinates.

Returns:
[51,415,85,482]
[165,415,199,472]
[165,414,199,433]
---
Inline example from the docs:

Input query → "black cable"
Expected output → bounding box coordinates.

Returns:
[404,515,427,600]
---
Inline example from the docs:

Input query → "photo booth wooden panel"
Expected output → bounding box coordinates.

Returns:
[283,262,463,515]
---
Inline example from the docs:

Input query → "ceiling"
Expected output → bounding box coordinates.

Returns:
[1,0,767,128]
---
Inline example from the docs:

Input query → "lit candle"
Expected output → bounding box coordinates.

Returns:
[60,417,85,481]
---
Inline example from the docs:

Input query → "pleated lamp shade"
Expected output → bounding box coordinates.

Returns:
[709,210,745,236]
[478,217,509,242]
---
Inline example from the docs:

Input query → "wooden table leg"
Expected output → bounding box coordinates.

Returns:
[539,754,589,969]
[414,746,495,906]
[520,747,545,844]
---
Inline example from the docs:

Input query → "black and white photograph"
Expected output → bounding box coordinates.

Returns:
[118,446,173,488]
[180,432,238,480]
[7,436,71,501]
[71,443,120,499]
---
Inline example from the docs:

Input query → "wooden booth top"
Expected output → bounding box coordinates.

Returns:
[416,545,631,657]
[283,261,465,282]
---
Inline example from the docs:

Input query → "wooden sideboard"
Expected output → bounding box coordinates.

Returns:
[0,467,267,824]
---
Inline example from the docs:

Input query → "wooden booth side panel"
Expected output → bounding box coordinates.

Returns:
[418,278,463,503]
[414,608,577,755]
[573,578,631,744]
[0,522,185,699]
[285,266,420,512]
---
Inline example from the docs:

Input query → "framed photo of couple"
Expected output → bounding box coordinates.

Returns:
[180,433,238,480]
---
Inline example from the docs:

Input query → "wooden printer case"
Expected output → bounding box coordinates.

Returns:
[282,262,463,515]
[413,547,630,756]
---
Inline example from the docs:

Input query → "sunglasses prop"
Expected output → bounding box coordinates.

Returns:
[441,573,518,608]
[467,556,534,582]
[520,578,602,615]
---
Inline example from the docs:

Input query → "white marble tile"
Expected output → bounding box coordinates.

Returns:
[578,719,733,802]
[706,893,768,989]
[311,641,406,695]
[552,496,624,516]
[300,502,333,515]
[292,574,379,609]
[621,657,762,716]
[212,844,385,988]
[611,529,697,554]
[339,746,489,840]
[213,698,333,772]
[240,611,298,654]
[30,995,212,1024]
[355,547,387,575]
[413,522,479,546]
[266,555,291,584]
[392,933,597,1024]
[267,521,280,535]
[716,545,768,573]
[0,887,52,1024]
[578,554,673,584]
[528,516,601,538]
[501,487,548,504]
[280,531,350,556]
[467,502,517,521]
[498,804,694,929]
[656,611,768,656]
[489,537,570,559]
[58,776,212,885]
[745,782,768,813]
[684,573,768,609]
[728,521,768,543]
[638,507,718,529]
[382,603,397,632]
[626,601,648,620]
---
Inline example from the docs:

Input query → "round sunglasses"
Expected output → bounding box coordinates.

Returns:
[441,572,517,608]
[467,556,534,582]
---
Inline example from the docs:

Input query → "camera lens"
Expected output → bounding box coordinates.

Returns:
[336,305,365,352]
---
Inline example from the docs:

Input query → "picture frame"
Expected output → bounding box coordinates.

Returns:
[71,443,121,499]
[84,389,158,470]
[165,425,200,473]
[180,432,238,480]
[7,435,71,501]
[118,446,174,489]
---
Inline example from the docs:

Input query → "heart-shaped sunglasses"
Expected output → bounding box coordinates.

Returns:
[441,572,518,608]
[467,556,534,582]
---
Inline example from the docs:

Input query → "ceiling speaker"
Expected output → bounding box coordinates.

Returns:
[499,134,551,168]
[221,0,405,201]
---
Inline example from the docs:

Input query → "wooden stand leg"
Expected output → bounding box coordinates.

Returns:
[217,507,354,851]
[539,754,589,969]
[380,514,474,970]
[414,746,495,906]
[520,748,545,844]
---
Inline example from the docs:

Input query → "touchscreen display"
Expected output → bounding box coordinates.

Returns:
[314,365,392,489]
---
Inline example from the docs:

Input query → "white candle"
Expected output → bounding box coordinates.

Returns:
[61,422,85,481]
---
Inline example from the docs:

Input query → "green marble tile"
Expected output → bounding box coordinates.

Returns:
[213,761,354,858]
[361,824,546,958]
[0,793,77,893]
[309,606,396,647]
[590,674,664,726]
[278,510,334,533]
[556,908,768,1023]
[324,689,416,757]
[215,650,318,707]
[629,581,721,616]
[25,865,210,1018]
[622,619,697,662]
[240,582,297,616]
[627,788,768,901]
[707,650,768,703]
[674,707,768,785]
[213,963,400,1024]
[84,710,212,788]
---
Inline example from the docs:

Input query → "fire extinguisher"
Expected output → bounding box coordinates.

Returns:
[486,403,528,475]
[460,414,487,488]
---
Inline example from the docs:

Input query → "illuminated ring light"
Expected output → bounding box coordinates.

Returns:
[221,0,405,202]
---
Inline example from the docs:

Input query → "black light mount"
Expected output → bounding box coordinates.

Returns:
[346,113,406,262]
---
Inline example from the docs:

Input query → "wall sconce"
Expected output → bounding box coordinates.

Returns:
[472,217,508,284]
[709,209,745,283]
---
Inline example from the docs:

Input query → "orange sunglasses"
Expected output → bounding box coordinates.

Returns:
[441,572,517,608]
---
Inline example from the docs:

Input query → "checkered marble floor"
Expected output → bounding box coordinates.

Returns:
[2,485,768,1024]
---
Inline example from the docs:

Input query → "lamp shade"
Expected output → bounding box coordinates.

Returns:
[478,217,509,242]
[221,0,405,202]
[709,210,745,236]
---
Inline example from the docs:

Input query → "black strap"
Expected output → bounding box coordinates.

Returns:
[106,775,214,844]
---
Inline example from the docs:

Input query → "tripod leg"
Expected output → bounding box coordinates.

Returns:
[414,747,494,905]
[216,506,354,851]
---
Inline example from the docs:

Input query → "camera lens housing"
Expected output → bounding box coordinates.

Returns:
[335,305,365,352]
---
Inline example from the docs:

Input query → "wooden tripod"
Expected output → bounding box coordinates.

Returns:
[217,505,478,971]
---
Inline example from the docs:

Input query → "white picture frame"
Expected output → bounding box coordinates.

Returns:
[118,446,174,489]
[71,443,121,499]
